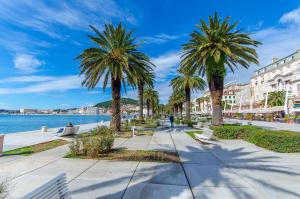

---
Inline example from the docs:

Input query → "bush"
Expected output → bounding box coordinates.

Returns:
[0,181,8,199]
[212,125,300,153]
[247,130,300,153]
[212,125,260,139]
[69,126,114,157]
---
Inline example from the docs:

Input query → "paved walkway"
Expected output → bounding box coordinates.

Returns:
[1,126,300,198]
[226,118,300,132]
[3,122,109,151]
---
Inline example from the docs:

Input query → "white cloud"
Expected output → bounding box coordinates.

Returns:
[0,0,137,39]
[226,6,300,84]
[0,75,83,95]
[13,54,44,74]
[0,75,57,83]
[279,7,300,25]
[141,33,184,44]
[151,51,181,79]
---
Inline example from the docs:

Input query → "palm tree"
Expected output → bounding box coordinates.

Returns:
[170,69,206,121]
[136,71,155,121]
[144,87,159,118]
[181,13,261,125]
[170,89,186,118]
[77,23,152,131]
[268,91,285,107]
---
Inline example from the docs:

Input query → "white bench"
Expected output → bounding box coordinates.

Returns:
[195,127,216,144]
[21,173,71,199]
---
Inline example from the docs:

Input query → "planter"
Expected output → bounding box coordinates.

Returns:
[0,134,4,156]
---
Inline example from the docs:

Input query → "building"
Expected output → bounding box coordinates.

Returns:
[251,49,300,113]
[20,108,38,114]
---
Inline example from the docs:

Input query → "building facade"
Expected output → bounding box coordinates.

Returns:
[251,50,300,102]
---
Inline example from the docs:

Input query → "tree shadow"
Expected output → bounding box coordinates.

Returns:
[68,127,300,199]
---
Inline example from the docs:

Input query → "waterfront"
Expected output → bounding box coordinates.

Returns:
[0,114,111,134]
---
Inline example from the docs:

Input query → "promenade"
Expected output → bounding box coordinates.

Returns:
[225,118,300,132]
[1,126,300,198]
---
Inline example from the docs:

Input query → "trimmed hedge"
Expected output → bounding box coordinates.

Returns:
[247,130,300,153]
[212,125,300,153]
[212,125,260,140]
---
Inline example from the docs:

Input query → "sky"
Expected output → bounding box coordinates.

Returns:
[0,0,300,109]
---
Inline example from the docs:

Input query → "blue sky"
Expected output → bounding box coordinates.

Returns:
[0,0,300,109]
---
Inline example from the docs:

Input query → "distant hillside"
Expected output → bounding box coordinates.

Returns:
[95,98,138,108]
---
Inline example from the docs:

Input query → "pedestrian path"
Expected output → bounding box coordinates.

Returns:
[226,118,300,132]
[2,126,300,198]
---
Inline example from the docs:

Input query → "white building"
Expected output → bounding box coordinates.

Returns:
[251,49,300,113]
[20,108,38,114]
[251,50,300,102]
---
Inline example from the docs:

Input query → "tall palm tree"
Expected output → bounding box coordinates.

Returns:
[170,69,206,121]
[181,13,261,125]
[268,91,285,107]
[170,89,186,118]
[77,23,152,131]
[136,71,155,121]
[144,87,159,118]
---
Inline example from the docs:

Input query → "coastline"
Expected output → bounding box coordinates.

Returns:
[2,121,110,152]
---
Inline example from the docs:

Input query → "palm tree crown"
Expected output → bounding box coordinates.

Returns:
[77,23,152,131]
[268,91,285,107]
[170,69,206,121]
[181,13,261,125]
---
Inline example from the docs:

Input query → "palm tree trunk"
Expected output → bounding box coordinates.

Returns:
[174,106,178,117]
[151,101,155,117]
[146,100,150,118]
[209,75,224,126]
[185,87,191,121]
[179,103,183,118]
[138,81,144,121]
[111,77,121,131]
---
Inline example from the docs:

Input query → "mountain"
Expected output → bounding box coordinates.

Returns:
[94,98,138,108]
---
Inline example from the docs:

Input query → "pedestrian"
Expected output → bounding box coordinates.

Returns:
[169,114,174,128]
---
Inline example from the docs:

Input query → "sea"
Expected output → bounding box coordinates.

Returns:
[0,114,111,134]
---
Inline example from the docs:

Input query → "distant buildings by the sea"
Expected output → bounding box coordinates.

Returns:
[17,104,139,115]
[192,48,300,115]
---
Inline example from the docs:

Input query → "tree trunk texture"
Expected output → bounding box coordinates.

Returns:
[185,87,191,121]
[179,103,183,118]
[208,75,224,126]
[138,81,144,121]
[146,100,150,118]
[111,77,121,131]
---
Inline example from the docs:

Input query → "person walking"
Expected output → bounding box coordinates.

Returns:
[169,114,174,128]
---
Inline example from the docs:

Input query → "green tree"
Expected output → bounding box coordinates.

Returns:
[170,90,186,118]
[170,69,206,121]
[77,23,152,131]
[144,87,159,118]
[181,13,261,125]
[268,91,285,107]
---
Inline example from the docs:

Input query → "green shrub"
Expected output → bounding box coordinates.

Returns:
[212,125,300,153]
[0,181,8,199]
[247,130,300,153]
[69,126,115,157]
[212,125,260,139]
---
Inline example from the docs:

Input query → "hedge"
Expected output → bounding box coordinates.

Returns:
[212,125,300,153]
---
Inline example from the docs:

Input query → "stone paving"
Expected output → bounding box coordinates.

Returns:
[1,126,300,198]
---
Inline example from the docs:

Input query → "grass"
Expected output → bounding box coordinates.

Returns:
[65,149,180,163]
[3,139,68,156]
[186,130,202,139]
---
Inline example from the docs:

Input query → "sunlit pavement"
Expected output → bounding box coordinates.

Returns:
[1,126,300,198]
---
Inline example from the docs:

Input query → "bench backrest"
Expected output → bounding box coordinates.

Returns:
[21,174,71,199]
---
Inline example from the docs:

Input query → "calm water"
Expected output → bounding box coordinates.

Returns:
[0,114,111,134]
